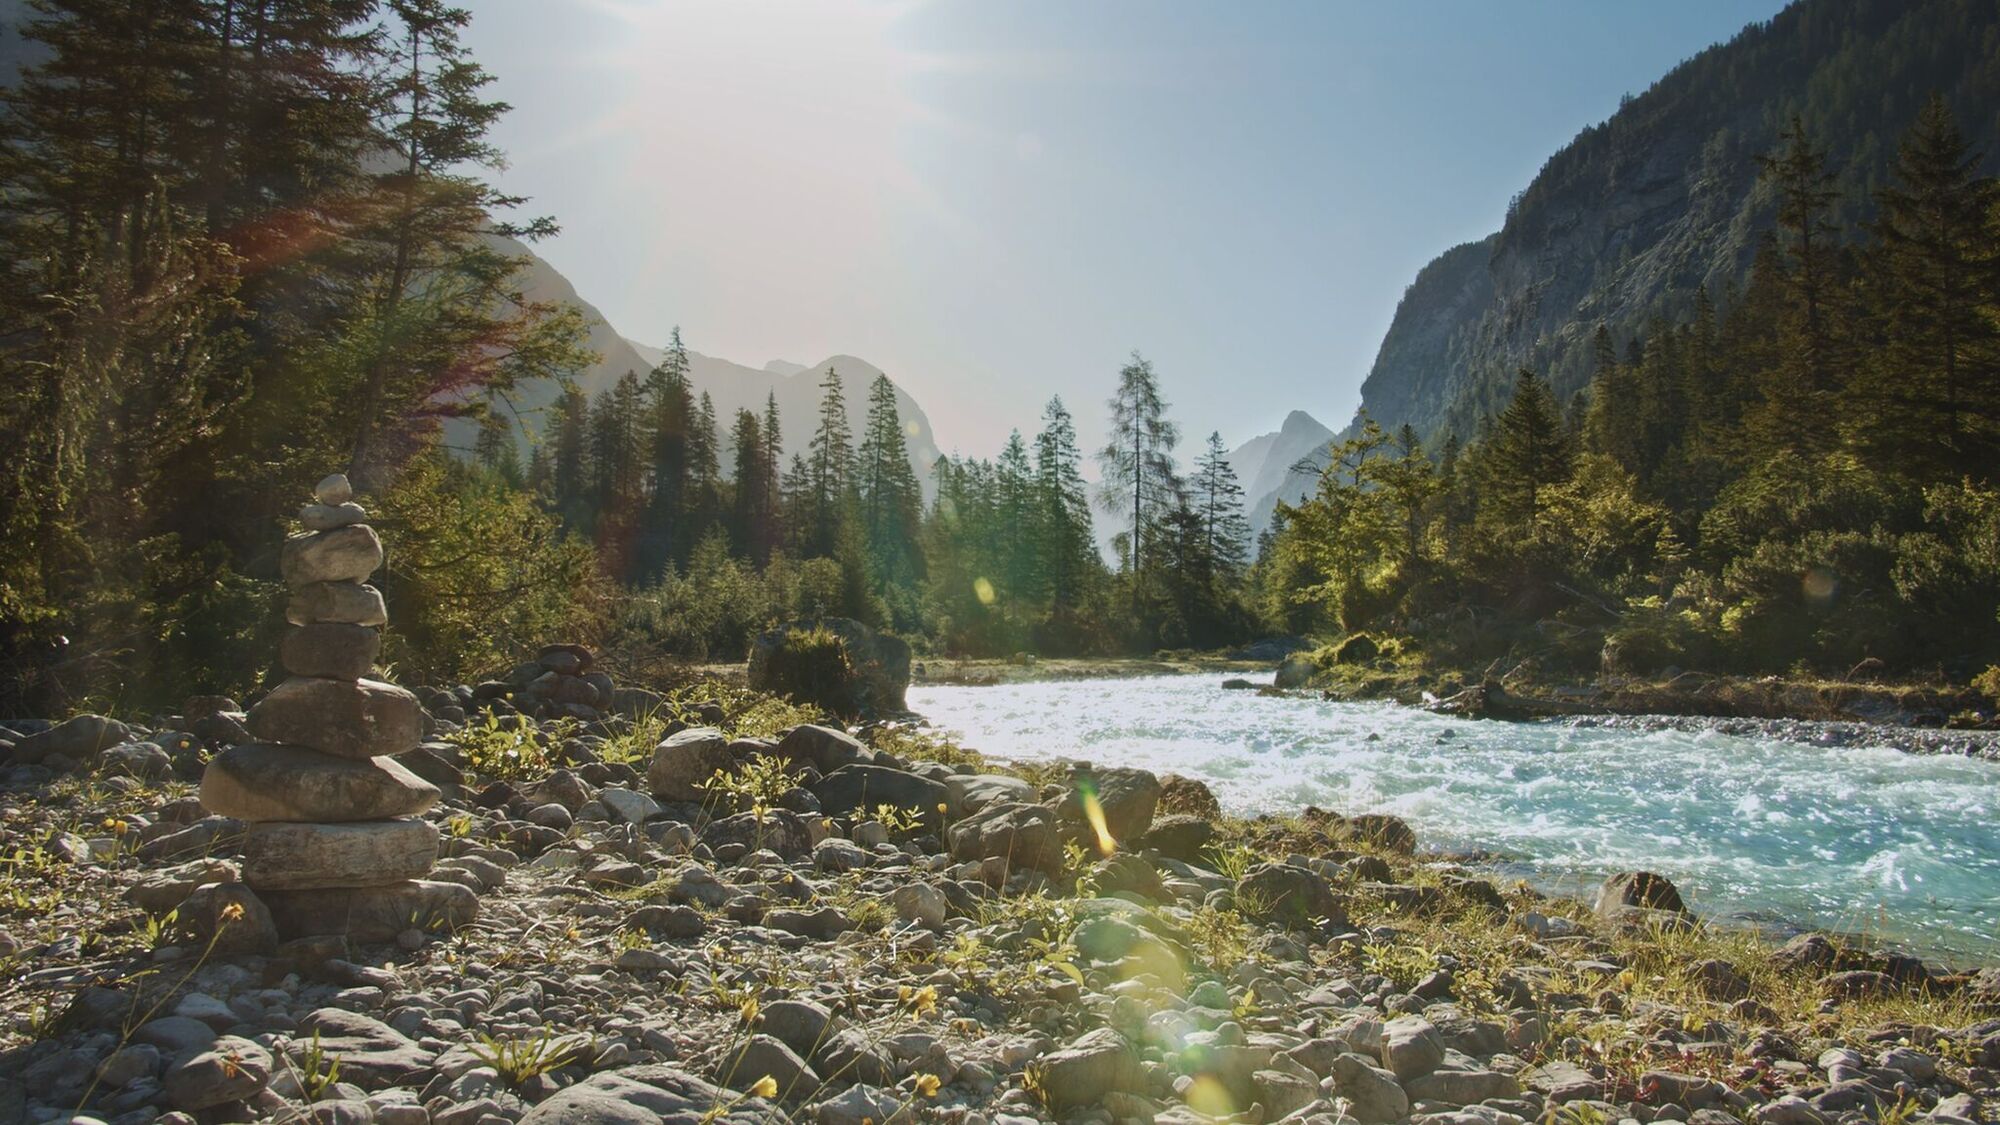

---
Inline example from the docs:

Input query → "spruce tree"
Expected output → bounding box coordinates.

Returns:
[1479,369,1572,527]
[856,374,923,592]
[1033,397,1096,615]
[1860,95,2000,477]
[1192,431,1251,580]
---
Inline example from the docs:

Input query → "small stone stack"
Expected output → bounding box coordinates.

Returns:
[200,473,476,942]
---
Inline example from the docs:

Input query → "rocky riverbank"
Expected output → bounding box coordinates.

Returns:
[3,677,1999,1125]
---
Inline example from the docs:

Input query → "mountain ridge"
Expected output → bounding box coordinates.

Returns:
[1349,0,2000,445]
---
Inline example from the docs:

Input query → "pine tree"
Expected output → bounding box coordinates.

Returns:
[1859,95,2000,477]
[802,366,855,557]
[1033,397,1096,615]
[1479,369,1572,527]
[640,327,695,575]
[550,386,590,527]
[1097,351,1181,585]
[856,374,923,594]
[1752,113,1844,456]
[1192,431,1251,580]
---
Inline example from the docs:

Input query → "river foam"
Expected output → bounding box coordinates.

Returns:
[909,675,2000,962]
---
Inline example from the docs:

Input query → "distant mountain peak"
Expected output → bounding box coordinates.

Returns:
[763,360,807,377]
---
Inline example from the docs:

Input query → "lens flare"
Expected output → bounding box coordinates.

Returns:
[1185,1074,1235,1117]
[1076,778,1117,856]
[973,576,997,605]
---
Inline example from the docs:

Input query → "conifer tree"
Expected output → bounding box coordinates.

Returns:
[1860,95,2000,477]
[1479,369,1572,527]
[1097,351,1181,584]
[802,366,855,557]
[857,374,924,593]
[1033,397,1097,615]
[1192,431,1251,580]
[1752,114,1844,456]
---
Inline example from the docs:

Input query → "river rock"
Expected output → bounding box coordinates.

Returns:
[1059,765,1161,845]
[279,622,381,679]
[1378,1016,1445,1080]
[262,879,477,942]
[810,764,950,828]
[520,1066,776,1125]
[245,677,422,760]
[9,714,132,765]
[286,582,388,627]
[1329,1052,1411,1123]
[1137,813,1214,860]
[1595,871,1687,917]
[176,882,279,955]
[775,724,875,773]
[947,801,1065,874]
[1237,862,1348,930]
[721,1035,820,1101]
[163,1036,272,1110]
[943,773,1035,814]
[280,524,383,586]
[201,743,438,822]
[1029,1028,1145,1111]
[648,726,736,802]
[314,473,355,505]
[300,501,368,531]
[241,818,438,890]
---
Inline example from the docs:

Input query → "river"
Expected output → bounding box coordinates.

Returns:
[908,675,2000,963]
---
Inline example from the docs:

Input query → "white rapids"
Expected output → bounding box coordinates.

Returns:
[909,675,2000,962]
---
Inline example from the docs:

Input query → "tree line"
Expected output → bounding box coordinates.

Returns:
[489,340,1264,661]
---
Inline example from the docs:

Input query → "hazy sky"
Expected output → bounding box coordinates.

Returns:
[467,0,1788,459]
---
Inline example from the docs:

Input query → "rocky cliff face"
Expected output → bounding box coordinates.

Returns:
[1229,410,1337,538]
[1352,0,2000,444]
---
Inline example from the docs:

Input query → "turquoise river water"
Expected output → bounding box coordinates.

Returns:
[908,675,2000,963]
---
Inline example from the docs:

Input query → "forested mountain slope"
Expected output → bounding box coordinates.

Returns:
[1354,0,2000,442]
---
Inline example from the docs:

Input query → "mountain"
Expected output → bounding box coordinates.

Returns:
[1351,0,2000,444]
[1228,410,1336,538]
[470,236,941,489]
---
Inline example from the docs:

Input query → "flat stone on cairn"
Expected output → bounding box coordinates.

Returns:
[196,471,473,941]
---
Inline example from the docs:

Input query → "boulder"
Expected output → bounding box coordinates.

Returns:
[1136,813,1214,860]
[300,501,368,530]
[942,773,1035,814]
[947,801,1065,874]
[759,1000,842,1062]
[720,1035,820,1101]
[1059,765,1161,845]
[810,765,950,829]
[1028,1028,1145,1111]
[520,1066,778,1125]
[163,1036,272,1110]
[261,879,477,942]
[280,623,381,680]
[202,743,438,822]
[9,714,132,765]
[291,1009,433,1086]
[1595,871,1687,917]
[1328,1052,1410,1123]
[748,618,911,717]
[1348,813,1417,854]
[703,810,816,861]
[176,883,279,955]
[1157,773,1222,819]
[241,818,438,890]
[286,582,388,627]
[280,524,383,586]
[1378,1016,1445,1080]
[775,724,875,773]
[245,677,423,760]
[648,727,736,802]
[1237,862,1348,930]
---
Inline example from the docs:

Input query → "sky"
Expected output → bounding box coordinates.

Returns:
[466,0,1789,460]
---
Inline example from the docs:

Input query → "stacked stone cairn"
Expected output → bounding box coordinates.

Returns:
[198,473,477,943]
